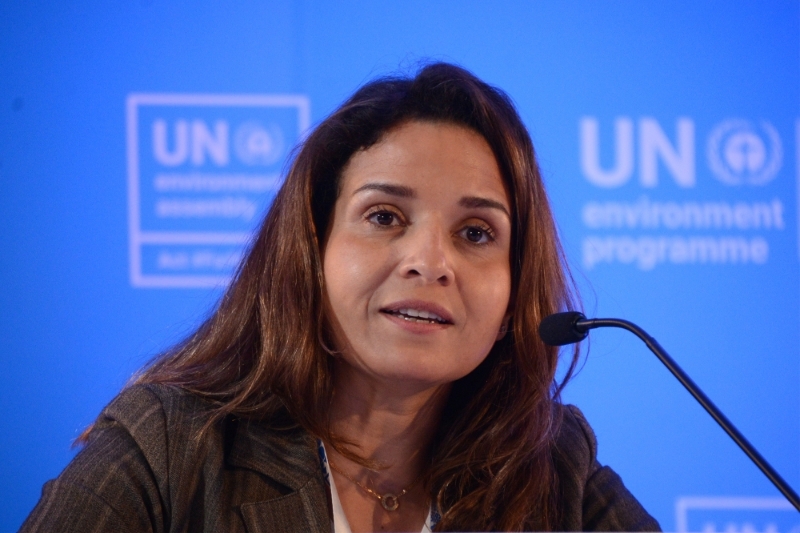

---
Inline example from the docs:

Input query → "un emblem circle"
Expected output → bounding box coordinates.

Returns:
[234,121,285,166]
[706,119,782,186]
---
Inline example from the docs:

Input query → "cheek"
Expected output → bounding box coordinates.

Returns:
[323,235,389,320]
[323,240,356,317]
[466,265,511,326]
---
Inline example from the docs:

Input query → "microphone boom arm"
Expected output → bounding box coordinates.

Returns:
[575,317,800,512]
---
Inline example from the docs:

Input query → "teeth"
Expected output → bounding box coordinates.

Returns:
[402,315,436,323]
[394,308,445,323]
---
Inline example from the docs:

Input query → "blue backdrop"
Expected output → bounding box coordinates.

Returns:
[2,2,798,531]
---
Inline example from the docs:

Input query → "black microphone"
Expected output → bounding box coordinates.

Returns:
[538,311,589,346]
[538,311,800,512]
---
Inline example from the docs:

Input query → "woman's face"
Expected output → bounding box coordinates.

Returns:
[323,121,512,391]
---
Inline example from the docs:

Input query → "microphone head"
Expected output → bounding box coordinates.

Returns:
[538,312,589,346]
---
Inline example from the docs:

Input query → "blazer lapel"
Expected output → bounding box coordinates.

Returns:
[228,419,331,533]
[240,478,330,533]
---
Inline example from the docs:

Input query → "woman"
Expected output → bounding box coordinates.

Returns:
[21,63,659,532]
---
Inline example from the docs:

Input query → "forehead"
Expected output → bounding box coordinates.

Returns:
[340,121,507,200]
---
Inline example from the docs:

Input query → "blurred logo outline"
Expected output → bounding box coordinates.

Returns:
[126,93,310,288]
[675,496,797,533]
[579,116,784,188]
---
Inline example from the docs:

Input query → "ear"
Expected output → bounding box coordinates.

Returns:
[496,314,512,341]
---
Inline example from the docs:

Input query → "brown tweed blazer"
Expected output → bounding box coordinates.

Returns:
[20,384,660,532]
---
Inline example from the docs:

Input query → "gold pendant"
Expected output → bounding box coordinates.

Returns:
[381,493,399,511]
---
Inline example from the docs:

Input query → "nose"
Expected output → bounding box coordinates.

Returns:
[398,223,454,286]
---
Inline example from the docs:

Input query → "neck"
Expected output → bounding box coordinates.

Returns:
[325,359,450,492]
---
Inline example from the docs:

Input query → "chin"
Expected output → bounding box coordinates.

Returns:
[372,362,476,389]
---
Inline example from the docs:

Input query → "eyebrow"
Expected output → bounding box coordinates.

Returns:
[353,182,510,218]
[352,183,415,198]
[459,196,511,218]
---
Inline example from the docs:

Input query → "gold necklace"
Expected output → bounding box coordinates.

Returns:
[328,461,421,512]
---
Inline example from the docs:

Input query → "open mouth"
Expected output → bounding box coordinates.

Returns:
[381,308,452,325]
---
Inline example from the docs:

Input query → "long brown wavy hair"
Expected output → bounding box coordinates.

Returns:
[129,62,579,531]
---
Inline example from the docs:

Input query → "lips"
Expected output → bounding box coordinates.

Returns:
[380,300,454,325]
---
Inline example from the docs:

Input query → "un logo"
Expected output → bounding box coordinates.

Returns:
[706,119,782,186]
[234,121,285,166]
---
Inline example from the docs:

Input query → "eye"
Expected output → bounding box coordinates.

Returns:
[459,223,495,245]
[365,206,404,227]
[373,212,396,226]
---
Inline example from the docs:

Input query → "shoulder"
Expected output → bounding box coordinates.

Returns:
[87,384,218,482]
[21,384,328,533]
[101,383,213,428]
[19,384,202,533]
[99,383,215,446]
[552,403,599,476]
[552,403,661,532]
[99,384,326,503]
[551,402,599,522]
